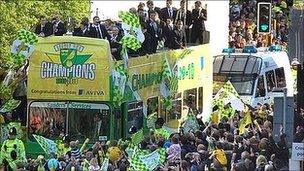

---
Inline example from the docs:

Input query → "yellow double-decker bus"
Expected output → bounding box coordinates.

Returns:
[26,36,212,155]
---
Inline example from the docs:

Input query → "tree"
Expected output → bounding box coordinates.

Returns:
[0,0,90,68]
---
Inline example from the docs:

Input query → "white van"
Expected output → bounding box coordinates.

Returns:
[213,46,293,107]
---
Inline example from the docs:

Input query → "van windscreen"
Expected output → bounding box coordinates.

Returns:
[213,55,262,76]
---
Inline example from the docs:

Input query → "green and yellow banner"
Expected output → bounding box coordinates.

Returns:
[27,36,111,101]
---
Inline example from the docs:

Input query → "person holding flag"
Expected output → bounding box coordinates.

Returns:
[154,118,170,140]
[0,127,26,170]
[181,94,201,133]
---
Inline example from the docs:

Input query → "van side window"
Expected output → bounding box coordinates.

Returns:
[275,67,286,88]
[256,76,265,97]
[266,70,276,92]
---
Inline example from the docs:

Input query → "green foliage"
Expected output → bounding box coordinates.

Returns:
[0,0,90,67]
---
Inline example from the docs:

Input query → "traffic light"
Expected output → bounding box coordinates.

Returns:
[257,2,271,33]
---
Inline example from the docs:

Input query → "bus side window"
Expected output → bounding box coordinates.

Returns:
[256,76,265,97]
[147,97,158,116]
[127,101,143,135]
[266,70,276,92]
[183,88,197,109]
[275,67,286,88]
[160,93,182,122]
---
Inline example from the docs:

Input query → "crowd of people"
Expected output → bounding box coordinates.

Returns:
[229,0,291,49]
[1,97,298,171]
[1,0,303,171]
[34,0,208,60]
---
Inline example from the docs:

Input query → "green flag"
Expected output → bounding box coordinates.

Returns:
[130,149,150,171]
[33,134,58,155]
[0,99,21,113]
[132,129,144,145]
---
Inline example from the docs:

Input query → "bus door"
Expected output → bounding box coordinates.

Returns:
[122,101,144,139]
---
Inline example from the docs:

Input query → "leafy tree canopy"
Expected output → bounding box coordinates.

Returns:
[0,0,91,69]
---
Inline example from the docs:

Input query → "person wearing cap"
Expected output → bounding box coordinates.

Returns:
[0,127,26,170]
[291,58,300,94]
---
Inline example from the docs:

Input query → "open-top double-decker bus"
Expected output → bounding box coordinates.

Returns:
[26,36,213,155]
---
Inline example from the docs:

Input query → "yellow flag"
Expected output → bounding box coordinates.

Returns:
[239,111,252,135]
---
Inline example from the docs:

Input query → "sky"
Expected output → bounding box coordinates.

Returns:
[90,0,204,20]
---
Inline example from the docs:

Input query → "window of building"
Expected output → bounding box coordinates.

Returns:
[275,67,286,88]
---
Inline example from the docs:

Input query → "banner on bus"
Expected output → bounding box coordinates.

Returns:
[27,37,111,101]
